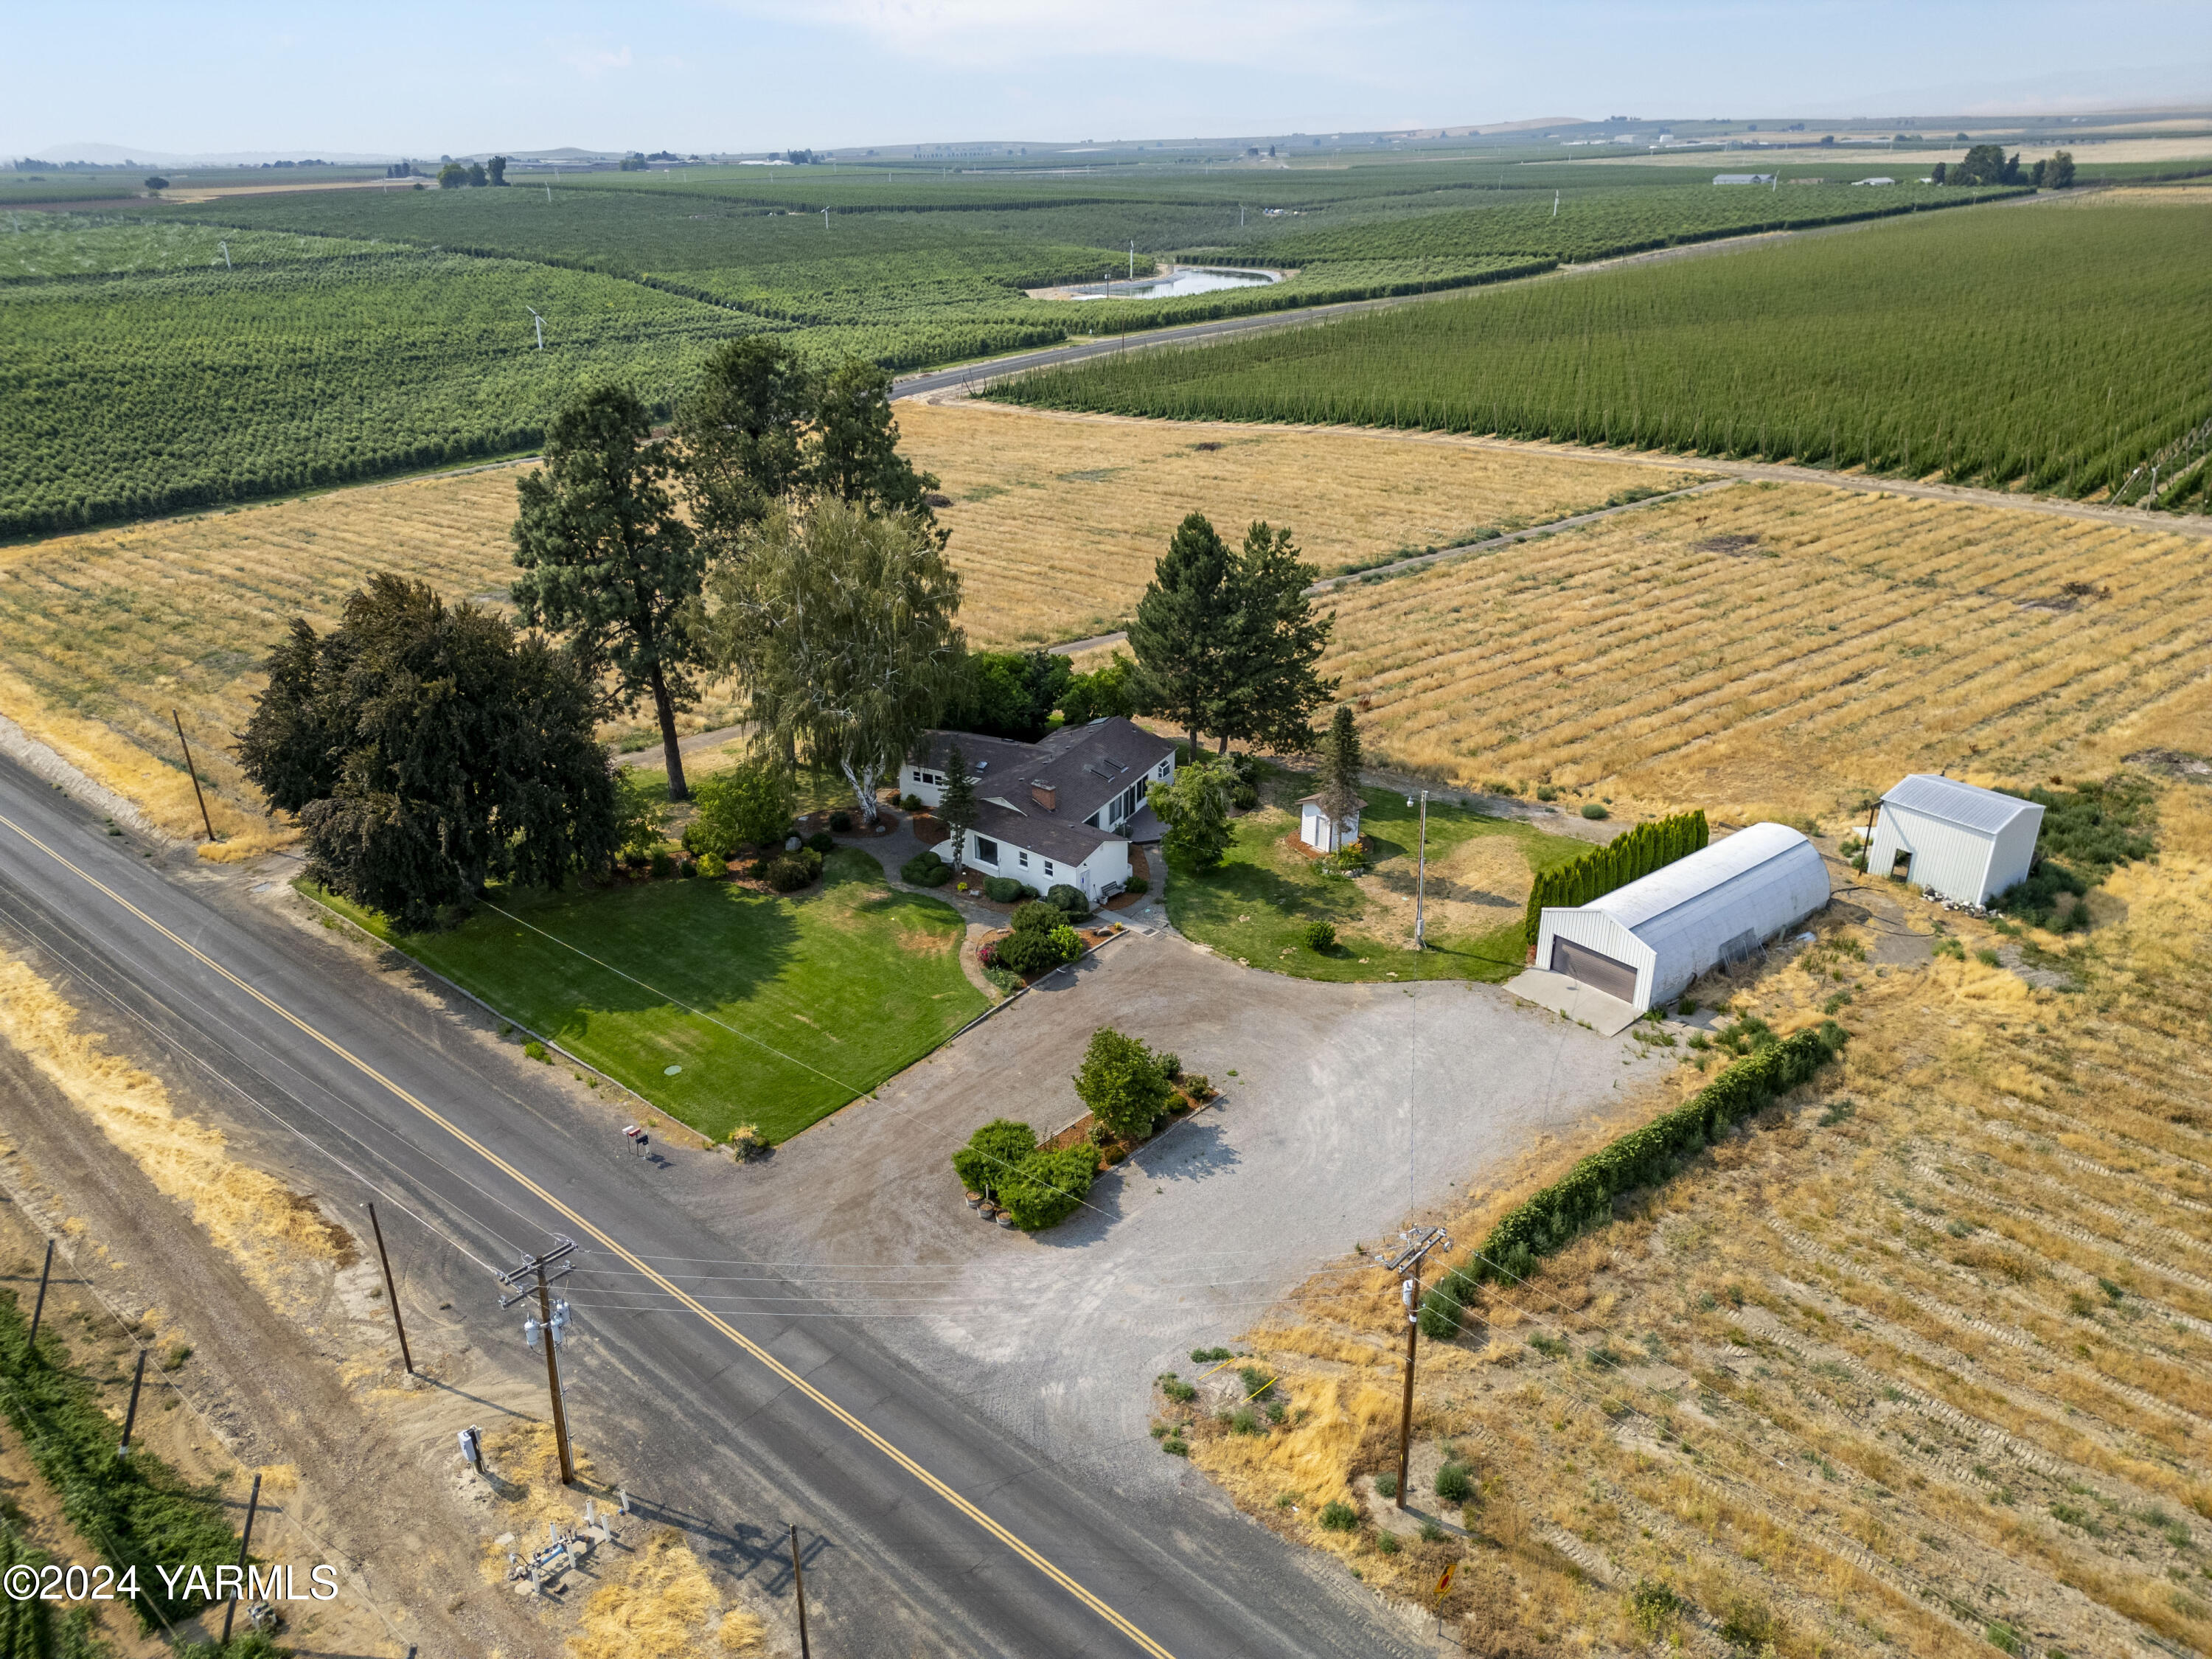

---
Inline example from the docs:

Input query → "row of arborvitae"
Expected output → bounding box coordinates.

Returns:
[1419,1020,1846,1335]
[0,1290,243,1631]
[1523,809,1709,944]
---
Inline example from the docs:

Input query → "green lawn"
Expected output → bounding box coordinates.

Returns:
[1165,789,1591,983]
[305,849,984,1143]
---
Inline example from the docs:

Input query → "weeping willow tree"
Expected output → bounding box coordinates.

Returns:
[708,498,964,826]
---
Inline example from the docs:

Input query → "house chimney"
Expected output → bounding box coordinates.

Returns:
[1029,780,1057,812]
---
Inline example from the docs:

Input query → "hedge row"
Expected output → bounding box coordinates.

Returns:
[1421,1020,1846,1334]
[1524,810,1708,944]
[0,1290,240,1629]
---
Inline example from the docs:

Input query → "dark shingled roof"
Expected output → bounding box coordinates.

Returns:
[969,800,1120,866]
[914,717,1175,831]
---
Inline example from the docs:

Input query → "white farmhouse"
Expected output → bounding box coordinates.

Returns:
[1296,794,1361,852]
[1533,823,1831,1015]
[900,717,1176,900]
[1865,774,2042,905]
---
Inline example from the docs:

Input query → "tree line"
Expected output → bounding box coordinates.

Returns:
[1933,145,2072,189]
[242,336,1337,925]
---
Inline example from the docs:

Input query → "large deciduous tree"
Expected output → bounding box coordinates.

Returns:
[237,574,616,930]
[811,358,943,534]
[709,498,963,826]
[1129,512,1237,755]
[675,336,815,554]
[1148,764,1232,872]
[512,385,708,800]
[1213,521,1335,753]
[942,648,1072,742]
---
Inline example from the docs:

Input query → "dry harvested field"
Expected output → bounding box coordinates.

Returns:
[0,403,1692,838]
[1168,786,2212,1658]
[897,397,1702,644]
[0,469,523,842]
[1318,479,2212,825]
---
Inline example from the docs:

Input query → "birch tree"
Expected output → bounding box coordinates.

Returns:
[709,499,962,826]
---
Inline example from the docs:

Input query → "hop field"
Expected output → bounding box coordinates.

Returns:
[1315,478,2212,821]
[993,201,2212,509]
[0,250,746,538]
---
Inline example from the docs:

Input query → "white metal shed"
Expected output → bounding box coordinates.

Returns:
[1866,775,2042,905]
[1533,823,1831,1014]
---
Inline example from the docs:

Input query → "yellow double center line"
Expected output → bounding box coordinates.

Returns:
[0,813,1175,1659]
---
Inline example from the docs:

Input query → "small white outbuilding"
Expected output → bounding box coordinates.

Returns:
[1865,774,2042,905]
[1298,794,1361,853]
[1533,822,1831,1014]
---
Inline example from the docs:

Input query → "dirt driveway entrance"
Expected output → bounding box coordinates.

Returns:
[689,930,1669,1486]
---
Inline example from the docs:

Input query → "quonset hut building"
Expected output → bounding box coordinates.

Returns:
[1533,822,1831,1015]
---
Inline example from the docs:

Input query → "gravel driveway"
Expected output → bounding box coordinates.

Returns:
[707,928,1670,1486]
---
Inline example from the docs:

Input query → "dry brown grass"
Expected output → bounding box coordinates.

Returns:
[896,397,1703,645]
[0,953,358,1299]
[1189,779,2212,1655]
[1316,478,2212,821]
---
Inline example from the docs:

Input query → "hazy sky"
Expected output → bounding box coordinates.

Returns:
[13,1,2209,160]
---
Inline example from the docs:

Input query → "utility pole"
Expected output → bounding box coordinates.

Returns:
[1406,790,1429,948]
[27,1239,53,1354]
[497,1237,577,1484]
[117,1347,147,1457]
[366,1203,413,1374]
[219,1472,262,1644]
[1383,1226,1451,1509]
[788,1523,812,1658]
[172,709,216,843]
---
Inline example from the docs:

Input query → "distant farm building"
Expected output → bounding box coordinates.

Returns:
[1714,173,1777,185]
[1297,795,1361,853]
[1851,176,1896,186]
[1867,775,2042,905]
[1534,823,1831,1015]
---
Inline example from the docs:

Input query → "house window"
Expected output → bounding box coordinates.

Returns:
[974,836,999,865]
[1018,851,1029,868]
[1156,760,1171,779]
[1043,860,1055,877]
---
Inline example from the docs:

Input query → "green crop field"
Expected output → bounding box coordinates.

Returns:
[992,200,2212,509]
[0,158,2098,537]
[0,250,746,538]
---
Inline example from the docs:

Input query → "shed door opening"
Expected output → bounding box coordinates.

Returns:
[1890,848,1913,880]
[1550,938,1638,1003]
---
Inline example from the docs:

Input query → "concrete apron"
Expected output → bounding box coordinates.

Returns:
[1503,967,1641,1037]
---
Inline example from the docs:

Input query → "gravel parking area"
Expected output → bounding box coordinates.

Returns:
[688,928,1671,1486]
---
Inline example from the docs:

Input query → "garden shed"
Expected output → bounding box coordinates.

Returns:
[1532,822,1830,1014]
[1865,773,2042,905]
[1297,794,1361,853]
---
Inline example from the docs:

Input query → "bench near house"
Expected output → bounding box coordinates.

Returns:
[900,716,1178,901]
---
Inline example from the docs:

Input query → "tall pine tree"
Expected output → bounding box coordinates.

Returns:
[938,740,978,871]
[1315,703,1364,840]
[1129,512,1237,755]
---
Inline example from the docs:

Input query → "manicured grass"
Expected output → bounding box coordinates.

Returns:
[1165,789,1590,982]
[305,848,984,1143]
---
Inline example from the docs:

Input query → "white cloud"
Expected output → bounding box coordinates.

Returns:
[559,41,636,76]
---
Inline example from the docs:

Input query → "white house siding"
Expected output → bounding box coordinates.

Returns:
[1868,803,1994,902]
[961,829,1130,899]
[1534,909,1656,1008]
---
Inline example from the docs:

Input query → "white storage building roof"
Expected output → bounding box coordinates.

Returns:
[1534,822,1831,1013]
[1867,774,2042,905]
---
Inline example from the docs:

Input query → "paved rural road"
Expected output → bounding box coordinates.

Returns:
[0,755,1428,1659]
